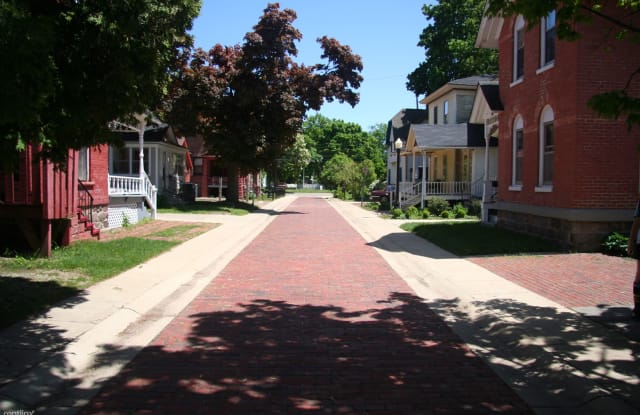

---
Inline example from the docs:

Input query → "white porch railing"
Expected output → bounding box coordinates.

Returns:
[108,173,157,219]
[397,180,477,209]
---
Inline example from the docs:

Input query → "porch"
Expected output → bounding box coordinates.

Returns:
[396,179,487,209]
[108,173,158,221]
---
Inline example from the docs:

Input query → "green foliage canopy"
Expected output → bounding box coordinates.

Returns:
[302,114,386,183]
[0,0,201,167]
[162,3,364,184]
[407,0,498,97]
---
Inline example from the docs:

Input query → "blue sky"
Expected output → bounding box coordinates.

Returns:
[189,1,434,131]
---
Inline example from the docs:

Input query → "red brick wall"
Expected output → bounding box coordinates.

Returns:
[88,144,110,205]
[497,9,640,210]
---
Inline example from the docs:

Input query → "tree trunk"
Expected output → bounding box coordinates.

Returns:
[226,164,239,203]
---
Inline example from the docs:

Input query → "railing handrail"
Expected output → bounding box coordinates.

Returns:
[77,179,94,225]
[108,173,157,219]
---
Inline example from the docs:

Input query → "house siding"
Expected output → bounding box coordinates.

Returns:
[495,9,640,250]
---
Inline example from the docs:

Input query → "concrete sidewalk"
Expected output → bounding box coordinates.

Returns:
[332,199,640,414]
[0,196,294,413]
[0,194,638,414]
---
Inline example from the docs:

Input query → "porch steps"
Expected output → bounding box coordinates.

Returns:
[76,208,101,240]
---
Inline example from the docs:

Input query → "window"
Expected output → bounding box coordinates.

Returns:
[193,157,204,175]
[433,106,438,125]
[111,147,149,175]
[512,116,524,188]
[540,10,556,67]
[78,147,90,181]
[538,106,554,189]
[443,100,449,124]
[513,16,525,82]
[442,154,448,179]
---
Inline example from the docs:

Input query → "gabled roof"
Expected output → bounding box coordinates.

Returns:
[420,75,497,105]
[480,83,503,111]
[408,123,494,150]
[475,1,503,49]
[385,108,427,146]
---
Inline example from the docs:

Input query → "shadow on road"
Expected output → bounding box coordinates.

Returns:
[81,292,532,414]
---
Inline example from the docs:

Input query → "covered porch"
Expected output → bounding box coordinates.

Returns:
[392,123,496,209]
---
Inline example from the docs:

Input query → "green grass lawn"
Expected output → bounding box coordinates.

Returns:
[0,220,219,328]
[157,200,258,215]
[400,222,563,256]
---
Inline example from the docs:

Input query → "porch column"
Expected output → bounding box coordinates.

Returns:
[135,115,147,179]
[412,152,416,183]
[482,124,494,223]
[421,152,427,209]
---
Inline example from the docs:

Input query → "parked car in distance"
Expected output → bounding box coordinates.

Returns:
[370,188,389,202]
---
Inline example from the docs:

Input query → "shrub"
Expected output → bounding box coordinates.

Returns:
[440,210,453,219]
[422,208,431,219]
[601,232,629,257]
[405,206,421,219]
[391,208,404,219]
[469,199,482,217]
[452,203,468,219]
[364,202,380,211]
[379,198,391,211]
[427,197,449,216]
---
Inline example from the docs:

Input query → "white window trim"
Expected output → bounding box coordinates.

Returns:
[512,115,524,188]
[513,15,525,83]
[536,62,555,75]
[509,185,523,192]
[538,105,555,189]
[78,147,90,182]
[539,11,556,69]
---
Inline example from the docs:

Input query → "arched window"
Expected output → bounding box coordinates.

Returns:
[513,16,525,82]
[538,106,555,188]
[540,10,556,68]
[512,115,524,189]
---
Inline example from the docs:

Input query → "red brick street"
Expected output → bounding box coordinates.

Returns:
[82,197,532,414]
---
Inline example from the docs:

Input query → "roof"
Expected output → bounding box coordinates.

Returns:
[385,108,427,145]
[409,123,494,150]
[475,2,503,49]
[184,135,210,157]
[480,83,504,111]
[420,75,497,105]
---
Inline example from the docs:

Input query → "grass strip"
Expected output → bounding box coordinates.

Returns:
[401,222,562,256]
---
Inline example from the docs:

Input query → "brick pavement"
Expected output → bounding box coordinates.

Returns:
[469,253,635,309]
[82,197,531,415]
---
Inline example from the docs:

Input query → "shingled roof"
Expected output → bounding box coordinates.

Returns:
[409,123,493,150]
[385,108,427,146]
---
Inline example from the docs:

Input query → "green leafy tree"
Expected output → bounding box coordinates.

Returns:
[407,0,498,97]
[0,0,201,167]
[278,134,312,183]
[320,153,356,191]
[485,0,640,128]
[302,114,386,182]
[163,3,363,202]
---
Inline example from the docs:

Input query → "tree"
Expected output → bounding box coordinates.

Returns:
[320,153,356,191]
[407,0,498,97]
[0,0,201,167]
[302,114,386,183]
[163,3,363,202]
[485,0,640,128]
[278,134,312,183]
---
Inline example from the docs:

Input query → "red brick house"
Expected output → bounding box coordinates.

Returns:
[0,144,109,257]
[476,4,640,250]
[185,135,261,200]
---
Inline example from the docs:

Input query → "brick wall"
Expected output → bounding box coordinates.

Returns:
[497,9,640,211]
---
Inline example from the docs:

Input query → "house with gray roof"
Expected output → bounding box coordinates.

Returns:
[390,76,499,209]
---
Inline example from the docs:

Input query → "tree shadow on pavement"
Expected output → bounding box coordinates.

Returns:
[81,292,532,415]
[367,232,457,260]
[426,297,640,413]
